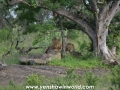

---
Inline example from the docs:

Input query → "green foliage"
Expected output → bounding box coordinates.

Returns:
[15,3,39,23]
[64,69,80,86]
[9,80,16,88]
[41,0,76,9]
[23,22,56,34]
[85,72,98,86]
[23,24,40,34]
[109,67,120,90]
[19,10,36,23]
[26,73,45,85]
[67,30,79,39]
[107,24,120,49]
[4,53,20,65]
[62,21,77,29]
[12,26,25,42]
[25,69,81,86]
[25,69,82,90]
[48,55,106,69]
[0,0,4,3]
[107,13,120,52]
[23,21,58,47]
[32,31,61,47]
[77,40,91,55]
[25,0,37,7]
[0,28,13,57]
[0,80,24,90]
[0,29,9,42]
[42,0,60,9]
[49,69,81,89]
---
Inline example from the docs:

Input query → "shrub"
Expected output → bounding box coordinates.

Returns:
[109,67,120,90]
[85,72,98,86]
[67,30,79,39]
[0,29,9,42]
[26,73,45,85]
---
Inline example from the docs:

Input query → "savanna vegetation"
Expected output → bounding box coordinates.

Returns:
[0,0,120,90]
[0,67,120,90]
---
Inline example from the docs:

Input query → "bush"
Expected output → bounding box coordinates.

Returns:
[85,72,98,86]
[26,73,45,85]
[0,29,9,42]
[77,40,91,56]
[67,30,79,39]
[109,67,120,90]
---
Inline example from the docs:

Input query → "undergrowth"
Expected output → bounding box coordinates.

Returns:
[48,55,108,69]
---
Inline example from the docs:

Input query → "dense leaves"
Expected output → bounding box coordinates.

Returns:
[15,4,39,23]
[107,13,120,51]
[23,22,56,34]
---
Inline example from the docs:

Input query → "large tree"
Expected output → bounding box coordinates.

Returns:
[5,0,120,64]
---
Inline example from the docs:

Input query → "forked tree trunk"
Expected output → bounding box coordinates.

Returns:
[90,28,120,65]
[91,22,120,65]
[88,1,120,66]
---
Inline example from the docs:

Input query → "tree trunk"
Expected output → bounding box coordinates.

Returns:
[91,26,120,65]
[98,29,110,60]
[61,30,66,57]
[57,15,66,57]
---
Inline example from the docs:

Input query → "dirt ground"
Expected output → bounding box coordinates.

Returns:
[0,65,110,86]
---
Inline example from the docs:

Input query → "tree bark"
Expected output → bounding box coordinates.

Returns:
[56,15,67,57]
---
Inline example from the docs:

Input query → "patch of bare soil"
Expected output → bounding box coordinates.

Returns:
[0,65,109,86]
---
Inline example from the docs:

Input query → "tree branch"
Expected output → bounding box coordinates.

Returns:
[78,13,95,30]
[7,0,23,5]
[88,0,98,13]
[53,9,95,38]
[99,2,111,21]
[106,1,120,25]
[25,47,41,53]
